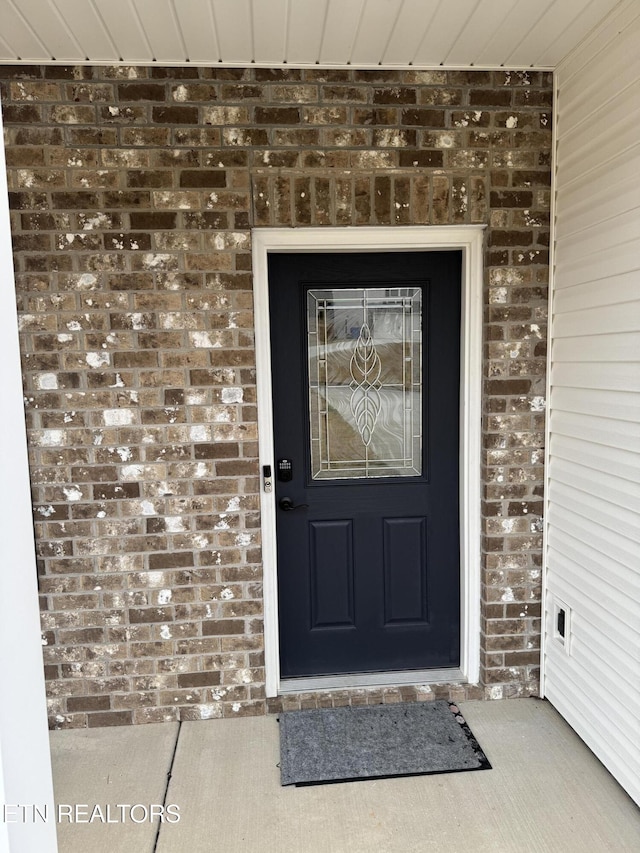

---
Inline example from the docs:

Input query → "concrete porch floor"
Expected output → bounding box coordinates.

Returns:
[49,698,640,853]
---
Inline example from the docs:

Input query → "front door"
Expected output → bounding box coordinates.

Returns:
[268,251,461,679]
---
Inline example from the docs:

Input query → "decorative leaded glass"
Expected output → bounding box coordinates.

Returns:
[307,286,423,479]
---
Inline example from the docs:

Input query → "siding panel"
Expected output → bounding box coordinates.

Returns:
[550,387,639,422]
[546,0,640,807]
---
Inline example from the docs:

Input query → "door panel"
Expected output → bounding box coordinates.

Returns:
[269,251,461,678]
[383,517,428,625]
[309,520,355,628]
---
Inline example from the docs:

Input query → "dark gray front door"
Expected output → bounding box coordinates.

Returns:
[268,251,461,679]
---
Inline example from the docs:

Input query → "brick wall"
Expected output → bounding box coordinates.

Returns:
[1,65,551,726]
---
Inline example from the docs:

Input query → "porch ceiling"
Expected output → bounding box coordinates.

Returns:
[0,0,621,70]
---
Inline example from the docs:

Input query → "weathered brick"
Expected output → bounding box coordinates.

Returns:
[202,620,245,636]
[179,170,226,188]
[177,671,221,688]
[401,109,445,126]
[93,483,140,500]
[2,63,551,728]
[67,696,111,712]
[373,87,416,105]
[3,104,43,123]
[148,551,194,570]
[490,190,534,208]
[321,86,368,102]
[152,106,198,124]
[119,83,167,101]
[87,711,133,727]
[255,107,301,124]
[398,150,444,168]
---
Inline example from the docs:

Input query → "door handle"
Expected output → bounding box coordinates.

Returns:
[278,497,309,512]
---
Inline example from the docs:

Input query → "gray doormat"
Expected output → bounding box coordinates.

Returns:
[279,701,491,786]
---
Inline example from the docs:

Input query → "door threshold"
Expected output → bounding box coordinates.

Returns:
[279,668,464,694]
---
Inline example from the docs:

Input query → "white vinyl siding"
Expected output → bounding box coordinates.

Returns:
[545,0,640,807]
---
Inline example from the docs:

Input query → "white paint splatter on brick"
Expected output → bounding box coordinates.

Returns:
[160,625,172,639]
[506,116,518,128]
[190,331,214,348]
[36,373,58,390]
[142,253,173,269]
[197,705,221,720]
[158,589,173,605]
[81,213,109,230]
[226,497,240,512]
[86,351,110,368]
[120,464,144,480]
[221,387,243,404]
[140,500,156,516]
[164,517,185,533]
[231,703,242,713]
[220,587,234,600]
[501,587,515,602]
[63,487,82,502]
[212,408,232,423]
[173,84,188,101]
[186,390,207,405]
[190,425,210,442]
[42,429,65,446]
[37,505,55,517]
[74,273,97,291]
[530,396,546,412]
[235,533,252,547]
[129,313,149,330]
[103,408,134,426]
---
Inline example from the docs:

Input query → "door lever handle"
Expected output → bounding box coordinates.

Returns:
[279,497,309,512]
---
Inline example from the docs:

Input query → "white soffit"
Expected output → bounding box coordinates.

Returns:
[0,0,622,69]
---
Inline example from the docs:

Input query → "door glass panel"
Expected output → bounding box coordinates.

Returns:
[307,286,423,480]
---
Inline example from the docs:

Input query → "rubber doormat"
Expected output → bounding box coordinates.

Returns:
[279,700,491,786]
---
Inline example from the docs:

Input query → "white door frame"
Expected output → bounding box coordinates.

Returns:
[252,226,484,698]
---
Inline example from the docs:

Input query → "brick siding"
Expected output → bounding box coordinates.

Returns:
[0,65,551,726]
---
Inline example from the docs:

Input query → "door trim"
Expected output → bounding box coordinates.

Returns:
[252,226,484,697]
